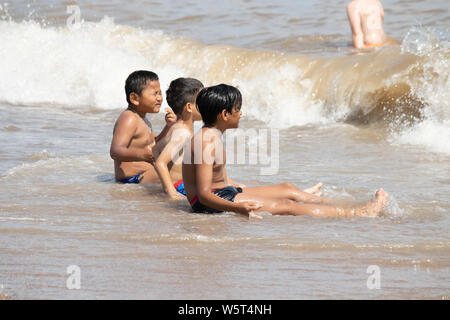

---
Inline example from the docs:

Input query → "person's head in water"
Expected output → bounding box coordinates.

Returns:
[196,84,242,129]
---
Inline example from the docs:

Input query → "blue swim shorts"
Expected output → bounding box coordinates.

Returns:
[119,172,144,184]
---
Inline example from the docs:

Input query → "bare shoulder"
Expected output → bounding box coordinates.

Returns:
[347,1,359,17]
[112,111,138,137]
[159,123,190,146]
[202,127,222,142]
[170,124,192,140]
[376,0,384,10]
[347,1,357,11]
[156,123,192,154]
[116,110,139,128]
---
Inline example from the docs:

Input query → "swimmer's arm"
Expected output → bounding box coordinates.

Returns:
[155,130,190,198]
[196,162,257,216]
[155,148,179,198]
[110,115,154,163]
[155,108,177,143]
[155,125,170,143]
[347,5,364,49]
[195,142,258,216]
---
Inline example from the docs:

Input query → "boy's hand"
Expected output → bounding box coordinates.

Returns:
[164,108,177,127]
[237,202,263,220]
[142,145,155,164]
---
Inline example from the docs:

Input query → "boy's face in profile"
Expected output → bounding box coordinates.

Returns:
[137,80,163,113]
[227,105,242,129]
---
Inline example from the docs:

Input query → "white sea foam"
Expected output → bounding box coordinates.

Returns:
[0,19,448,153]
[392,119,450,154]
[0,217,48,222]
[0,18,183,110]
[390,27,450,154]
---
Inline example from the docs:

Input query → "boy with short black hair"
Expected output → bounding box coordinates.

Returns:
[110,70,176,184]
[154,79,321,200]
[153,77,204,199]
[182,84,389,218]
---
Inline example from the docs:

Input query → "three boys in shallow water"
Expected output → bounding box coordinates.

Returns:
[110,71,388,219]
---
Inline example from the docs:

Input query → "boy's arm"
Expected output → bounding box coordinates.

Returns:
[155,125,170,143]
[155,129,191,198]
[110,115,154,163]
[155,108,177,143]
[195,142,260,217]
[347,4,364,48]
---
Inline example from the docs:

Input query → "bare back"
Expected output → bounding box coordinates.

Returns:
[347,0,387,48]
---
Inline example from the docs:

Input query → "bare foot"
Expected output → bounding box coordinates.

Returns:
[304,183,323,196]
[357,189,389,217]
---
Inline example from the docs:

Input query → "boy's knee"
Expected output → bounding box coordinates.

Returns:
[281,183,296,190]
[273,199,296,215]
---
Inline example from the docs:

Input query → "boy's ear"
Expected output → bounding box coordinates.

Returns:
[220,109,228,121]
[129,92,140,106]
[186,102,193,113]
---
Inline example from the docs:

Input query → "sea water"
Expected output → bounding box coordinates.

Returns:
[0,0,449,299]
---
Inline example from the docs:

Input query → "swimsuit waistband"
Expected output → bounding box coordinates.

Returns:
[365,42,385,48]
[189,196,199,207]
[173,180,183,189]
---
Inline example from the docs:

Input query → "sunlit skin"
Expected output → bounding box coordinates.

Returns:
[347,0,392,48]
[153,96,203,199]
[110,80,177,183]
[182,100,389,219]
[153,94,324,200]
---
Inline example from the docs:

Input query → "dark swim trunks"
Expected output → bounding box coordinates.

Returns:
[189,186,243,214]
[119,172,144,184]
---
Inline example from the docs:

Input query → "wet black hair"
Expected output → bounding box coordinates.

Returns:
[165,78,204,115]
[125,70,159,105]
[196,84,242,127]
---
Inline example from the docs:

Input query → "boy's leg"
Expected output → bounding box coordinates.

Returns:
[303,183,323,196]
[242,183,331,204]
[234,189,388,218]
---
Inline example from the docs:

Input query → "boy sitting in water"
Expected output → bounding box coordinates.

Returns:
[152,78,205,199]
[154,78,323,200]
[110,70,176,184]
[347,0,393,48]
[182,84,389,218]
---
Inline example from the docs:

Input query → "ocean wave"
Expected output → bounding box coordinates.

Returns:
[0,18,448,153]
